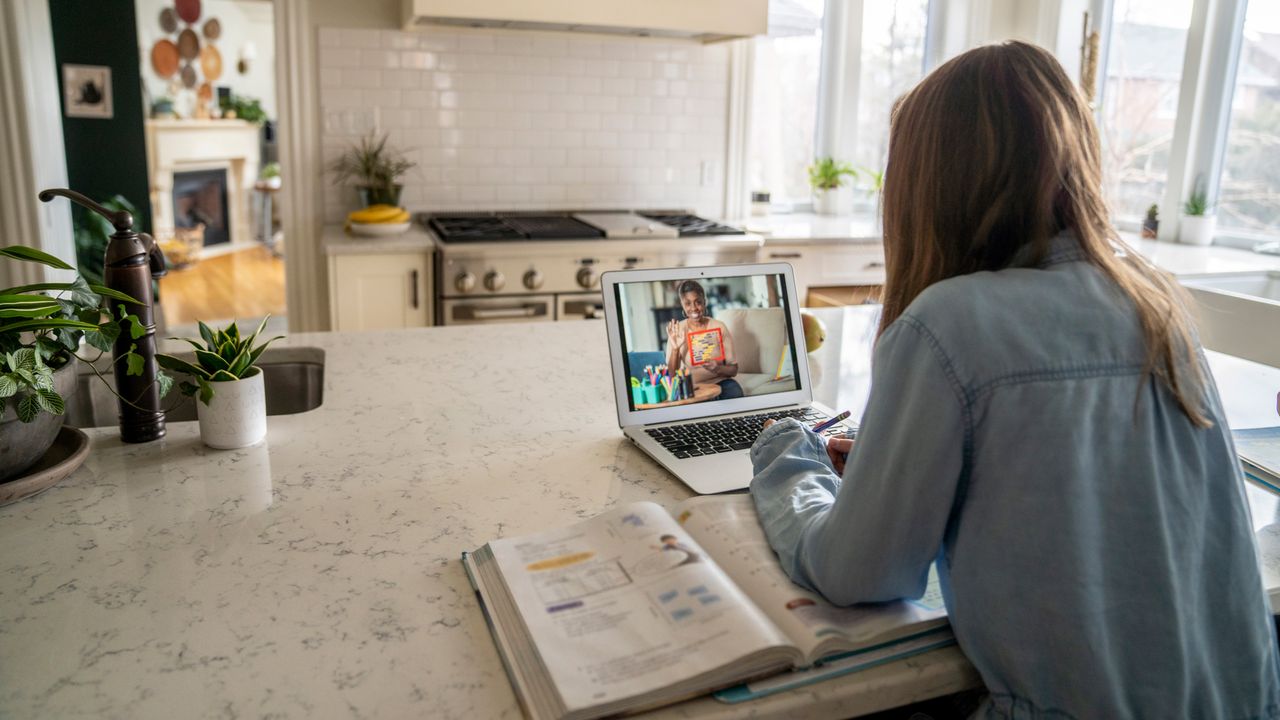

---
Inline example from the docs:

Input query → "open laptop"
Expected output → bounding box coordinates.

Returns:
[601,263,855,494]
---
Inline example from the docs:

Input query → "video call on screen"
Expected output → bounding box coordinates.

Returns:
[615,274,801,411]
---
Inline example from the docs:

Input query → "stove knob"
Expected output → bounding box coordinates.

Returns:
[576,266,598,289]
[523,269,544,290]
[455,271,476,294]
[484,270,506,292]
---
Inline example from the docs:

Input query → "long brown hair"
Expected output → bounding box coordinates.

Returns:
[880,41,1209,426]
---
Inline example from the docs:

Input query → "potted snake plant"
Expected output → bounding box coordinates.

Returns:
[157,317,283,449]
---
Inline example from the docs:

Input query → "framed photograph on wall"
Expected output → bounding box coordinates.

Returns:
[62,64,113,119]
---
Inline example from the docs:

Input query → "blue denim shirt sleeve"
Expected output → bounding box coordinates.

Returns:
[749,316,966,606]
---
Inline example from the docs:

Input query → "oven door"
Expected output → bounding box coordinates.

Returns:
[556,292,606,321]
[442,295,554,325]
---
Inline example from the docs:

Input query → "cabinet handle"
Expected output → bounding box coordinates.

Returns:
[769,252,802,259]
[863,261,885,269]
[410,269,420,309]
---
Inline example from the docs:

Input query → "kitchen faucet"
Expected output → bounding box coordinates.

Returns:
[39,188,167,443]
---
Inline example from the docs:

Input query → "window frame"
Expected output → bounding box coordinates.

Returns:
[732,0,933,217]
[1094,0,1265,248]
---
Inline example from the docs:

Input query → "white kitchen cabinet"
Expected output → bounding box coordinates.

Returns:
[758,243,885,306]
[328,251,433,331]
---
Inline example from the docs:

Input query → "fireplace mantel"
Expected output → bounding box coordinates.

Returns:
[145,119,260,254]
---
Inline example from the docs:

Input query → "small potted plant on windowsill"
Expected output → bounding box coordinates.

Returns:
[0,245,172,482]
[157,317,283,449]
[807,158,857,216]
[329,131,416,208]
[1180,179,1216,246]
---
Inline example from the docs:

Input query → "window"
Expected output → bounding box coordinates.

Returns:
[746,0,825,208]
[1218,1,1280,238]
[852,0,930,179]
[1098,0,1195,223]
[744,0,931,213]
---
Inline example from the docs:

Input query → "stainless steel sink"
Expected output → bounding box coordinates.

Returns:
[65,347,325,429]
[1182,271,1280,368]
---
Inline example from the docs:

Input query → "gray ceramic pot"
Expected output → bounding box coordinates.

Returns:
[0,360,78,483]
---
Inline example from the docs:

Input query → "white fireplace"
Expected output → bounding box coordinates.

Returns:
[145,119,260,256]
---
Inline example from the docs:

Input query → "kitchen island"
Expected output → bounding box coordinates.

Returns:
[3,306,1278,718]
[0,307,979,719]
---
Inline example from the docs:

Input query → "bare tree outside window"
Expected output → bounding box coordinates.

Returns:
[853,0,929,207]
[748,0,825,207]
[1098,0,1194,223]
[1219,1,1280,237]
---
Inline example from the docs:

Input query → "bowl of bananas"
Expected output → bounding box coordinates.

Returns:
[346,204,411,236]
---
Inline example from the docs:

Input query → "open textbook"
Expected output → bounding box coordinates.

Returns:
[462,494,948,720]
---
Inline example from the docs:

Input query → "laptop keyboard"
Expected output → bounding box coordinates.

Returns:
[645,407,849,459]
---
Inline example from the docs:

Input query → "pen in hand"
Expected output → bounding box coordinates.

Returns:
[811,410,851,433]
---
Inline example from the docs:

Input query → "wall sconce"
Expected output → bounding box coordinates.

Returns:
[238,42,257,75]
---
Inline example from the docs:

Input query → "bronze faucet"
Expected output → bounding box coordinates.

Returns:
[39,188,167,443]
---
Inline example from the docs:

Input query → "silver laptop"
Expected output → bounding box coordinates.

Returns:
[601,263,853,494]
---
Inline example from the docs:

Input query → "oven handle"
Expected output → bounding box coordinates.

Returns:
[471,305,541,319]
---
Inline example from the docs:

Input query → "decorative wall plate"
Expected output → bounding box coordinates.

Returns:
[177,28,200,61]
[175,0,201,24]
[159,7,178,33]
[151,39,180,78]
[200,45,222,81]
[202,17,221,40]
[180,63,198,88]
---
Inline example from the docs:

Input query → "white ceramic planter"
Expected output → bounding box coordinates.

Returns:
[813,188,848,215]
[1179,214,1217,246]
[196,370,267,449]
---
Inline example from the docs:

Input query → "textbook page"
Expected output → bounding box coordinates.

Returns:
[674,494,947,665]
[487,501,793,714]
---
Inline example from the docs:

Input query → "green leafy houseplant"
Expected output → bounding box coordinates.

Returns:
[328,132,416,206]
[807,158,858,191]
[156,317,283,405]
[0,245,172,424]
[1184,183,1211,216]
[221,94,268,124]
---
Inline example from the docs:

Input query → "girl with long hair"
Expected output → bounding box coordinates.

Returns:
[750,41,1279,717]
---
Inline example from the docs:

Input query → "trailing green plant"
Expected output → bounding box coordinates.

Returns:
[807,158,857,191]
[1184,177,1211,216]
[329,132,416,194]
[260,162,281,180]
[0,245,172,423]
[157,317,283,405]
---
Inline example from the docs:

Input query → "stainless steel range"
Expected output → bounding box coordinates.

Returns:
[426,210,762,325]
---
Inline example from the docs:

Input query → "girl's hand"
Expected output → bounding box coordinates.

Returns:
[703,359,720,373]
[825,436,854,475]
[666,319,680,345]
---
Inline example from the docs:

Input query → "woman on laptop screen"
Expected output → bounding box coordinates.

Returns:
[749,42,1280,717]
[664,279,743,401]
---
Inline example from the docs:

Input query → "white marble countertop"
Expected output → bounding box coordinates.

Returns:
[0,307,980,719]
[4,305,1277,719]
[322,223,435,256]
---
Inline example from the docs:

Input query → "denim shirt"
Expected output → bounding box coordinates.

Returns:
[750,235,1280,719]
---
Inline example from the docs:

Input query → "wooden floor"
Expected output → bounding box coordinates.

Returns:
[158,245,286,328]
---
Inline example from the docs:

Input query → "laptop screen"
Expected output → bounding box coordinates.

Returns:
[611,272,803,413]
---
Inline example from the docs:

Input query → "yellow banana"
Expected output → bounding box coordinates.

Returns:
[348,204,403,223]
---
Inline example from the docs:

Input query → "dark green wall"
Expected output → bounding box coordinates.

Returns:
[49,0,151,233]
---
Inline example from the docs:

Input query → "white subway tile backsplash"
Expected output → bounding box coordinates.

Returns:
[568,76,601,95]
[319,25,729,213]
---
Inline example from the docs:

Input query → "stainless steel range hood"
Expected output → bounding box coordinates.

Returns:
[401,0,767,43]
